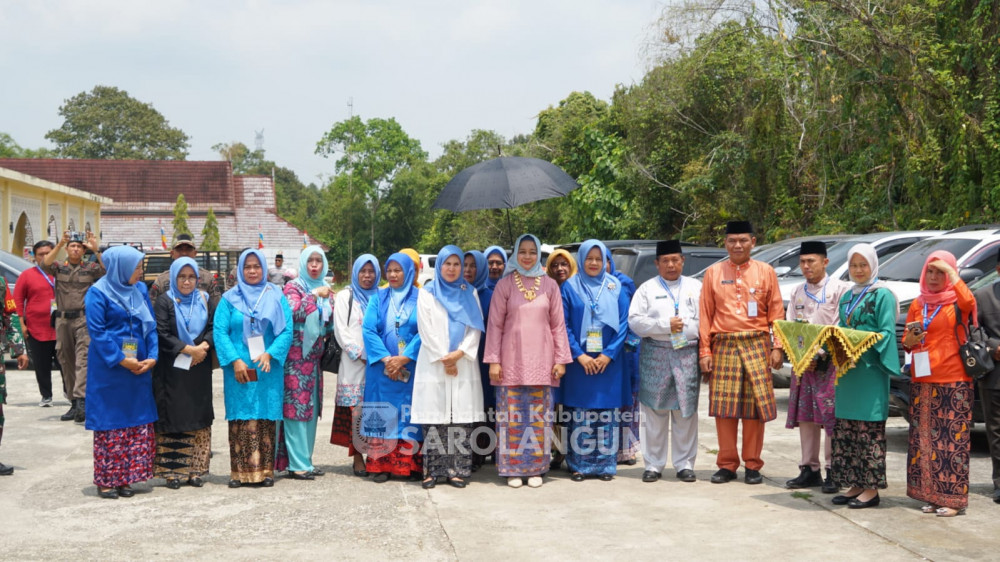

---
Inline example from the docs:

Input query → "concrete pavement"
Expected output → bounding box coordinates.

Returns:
[0,367,997,560]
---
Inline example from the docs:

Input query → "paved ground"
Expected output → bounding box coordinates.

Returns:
[0,367,997,561]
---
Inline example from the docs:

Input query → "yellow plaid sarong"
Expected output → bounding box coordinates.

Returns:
[772,320,883,382]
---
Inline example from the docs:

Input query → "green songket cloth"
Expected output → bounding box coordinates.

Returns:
[773,320,883,383]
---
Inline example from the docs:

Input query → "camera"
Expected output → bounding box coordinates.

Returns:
[66,231,86,243]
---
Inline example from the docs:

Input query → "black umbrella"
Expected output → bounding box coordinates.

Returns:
[432,157,580,244]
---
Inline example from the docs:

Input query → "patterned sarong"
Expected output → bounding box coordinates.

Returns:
[228,419,276,483]
[709,331,775,421]
[906,381,973,509]
[639,338,700,417]
[772,320,882,382]
[154,427,211,478]
[94,423,155,487]
[565,407,618,476]
[496,386,553,477]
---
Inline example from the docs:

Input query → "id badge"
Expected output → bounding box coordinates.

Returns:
[174,353,193,371]
[747,301,758,318]
[122,337,138,360]
[398,340,406,355]
[586,328,603,353]
[50,299,58,312]
[913,351,931,378]
[248,334,266,360]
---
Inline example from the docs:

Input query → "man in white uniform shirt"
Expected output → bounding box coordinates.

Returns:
[628,240,702,483]
[783,240,850,493]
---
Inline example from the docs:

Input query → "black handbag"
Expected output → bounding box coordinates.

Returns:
[321,289,352,373]
[953,303,993,380]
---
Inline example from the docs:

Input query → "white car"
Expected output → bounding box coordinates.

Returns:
[417,254,436,286]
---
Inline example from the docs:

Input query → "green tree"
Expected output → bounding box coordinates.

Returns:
[172,194,192,240]
[315,116,427,253]
[201,207,220,251]
[0,132,57,158]
[212,141,268,175]
[45,85,189,160]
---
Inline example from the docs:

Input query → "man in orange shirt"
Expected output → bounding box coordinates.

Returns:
[699,221,784,484]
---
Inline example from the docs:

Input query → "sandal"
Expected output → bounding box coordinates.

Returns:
[935,507,965,518]
[422,477,436,489]
[921,504,938,514]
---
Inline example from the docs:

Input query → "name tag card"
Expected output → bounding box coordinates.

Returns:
[248,335,266,361]
[913,351,931,378]
[122,338,138,360]
[747,301,758,318]
[586,328,603,353]
[174,353,193,371]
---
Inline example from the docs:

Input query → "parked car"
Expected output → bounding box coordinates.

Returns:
[690,235,853,280]
[611,246,728,287]
[143,251,237,289]
[1,249,34,293]
[418,254,436,286]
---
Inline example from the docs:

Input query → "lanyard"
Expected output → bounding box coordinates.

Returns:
[922,302,943,332]
[803,277,829,304]
[239,286,269,328]
[657,276,682,316]
[844,281,876,320]
[389,291,408,329]
[176,295,198,331]
[36,265,55,290]
[580,276,608,318]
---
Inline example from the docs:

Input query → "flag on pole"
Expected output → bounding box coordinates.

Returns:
[258,225,264,249]
[160,226,168,249]
[303,231,309,249]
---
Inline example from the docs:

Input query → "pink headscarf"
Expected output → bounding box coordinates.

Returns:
[917,250,976,322]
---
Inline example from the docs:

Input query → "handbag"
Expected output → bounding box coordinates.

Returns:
[321,289,352,373]
[952,303,993,380]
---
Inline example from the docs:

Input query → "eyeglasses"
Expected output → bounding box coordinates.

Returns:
[177,275,198,283]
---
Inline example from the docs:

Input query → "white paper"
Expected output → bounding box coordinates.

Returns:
[913,351,931,378]
[173,353,193,371]
[248,335,266,361]
[747,301,758,318]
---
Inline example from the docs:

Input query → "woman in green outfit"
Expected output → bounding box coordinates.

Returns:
[831,243,899,509]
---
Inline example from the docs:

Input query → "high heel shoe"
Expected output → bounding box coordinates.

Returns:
[847,493,880,509]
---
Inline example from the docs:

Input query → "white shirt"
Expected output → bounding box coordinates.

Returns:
[628,275,702,343]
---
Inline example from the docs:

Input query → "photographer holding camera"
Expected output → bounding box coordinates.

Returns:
[42,231,105,423]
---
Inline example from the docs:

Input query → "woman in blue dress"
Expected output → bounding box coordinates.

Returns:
[215,249,293,488]
[361,252,424,483]
[560,240,632,481]
[85,245,158,499]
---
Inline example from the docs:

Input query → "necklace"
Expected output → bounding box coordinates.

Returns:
[514,273,541,301]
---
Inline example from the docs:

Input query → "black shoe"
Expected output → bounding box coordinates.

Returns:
[98,488,119,499]
[642,470,660,483]
[0,463,13,476]
[745,469,763,485]
[550,453,565,471]
[372,472,390,483]
[353,467,369,477]
[832,492,862,505]
[422,477,436,489]
[117,486,135,498]
[310,467,325,477]
[676,469,697,482]
[261,477,274,487]
[847,493,880,509]
[74,399,86,424]
[165,478,181,490]
[619,458,637,466]
[228,479,242,488]
[821,469,839,494]
[599,474,614,482]
[61,401,77,422]
[448,477,467,489]
[785,466,822,489]
[993,489,1000,504]
[188,476,204,488]
[570,472,585,482]
[288,471,315,481]
[711,468,737,484]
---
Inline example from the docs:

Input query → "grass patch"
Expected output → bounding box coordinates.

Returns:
[706,449,719,454]
[791,491,813,500]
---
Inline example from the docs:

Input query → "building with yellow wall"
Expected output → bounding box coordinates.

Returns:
[0,166,110,258]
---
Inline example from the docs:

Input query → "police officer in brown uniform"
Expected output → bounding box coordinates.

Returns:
[148,233,222,309]
[43,231,104,423]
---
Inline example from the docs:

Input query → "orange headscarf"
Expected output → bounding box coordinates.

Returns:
[545,248,578,283]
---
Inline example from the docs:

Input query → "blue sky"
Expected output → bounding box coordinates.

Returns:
[1,0,662,185]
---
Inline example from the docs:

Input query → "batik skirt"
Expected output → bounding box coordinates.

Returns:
[154,427,211,478]
[496,386,553,477]
[365,438,422,477]
[422,423,473,479]
[330,405,360,456]
[93,423,155,488]
[831,418,887,489]
[708,332,776,421]
[566,407,619,477]
[228,419,276,483]
[906,380,973,509]
[785,359,837,434]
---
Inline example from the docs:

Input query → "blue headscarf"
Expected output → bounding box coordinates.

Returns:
[295,245,331,354]
[464,250,488,291]
[222,249,287,343]
[351,254,381,314]
[92,245,156,339]
[424,245,485,350]
[167,257,208,346]
[566,239,621,346]
[377,253,418,352]
[503,234,545,278]
[483,245,507,290]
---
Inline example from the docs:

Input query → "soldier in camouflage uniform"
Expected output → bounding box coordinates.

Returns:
[148,234,223,309]
[0,276,30,475]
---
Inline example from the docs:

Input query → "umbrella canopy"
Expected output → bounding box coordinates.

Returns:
[432,157,580,212]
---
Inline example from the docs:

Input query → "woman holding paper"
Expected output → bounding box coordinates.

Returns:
[901,251,975,517]
[152,257,215,490]
[215,249,293,488]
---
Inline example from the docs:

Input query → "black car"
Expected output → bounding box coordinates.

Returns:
[611,246,728,287]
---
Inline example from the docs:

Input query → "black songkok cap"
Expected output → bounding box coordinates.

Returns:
[657,240,683,256]
[799,240,827,257]
[725,221,753,235]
